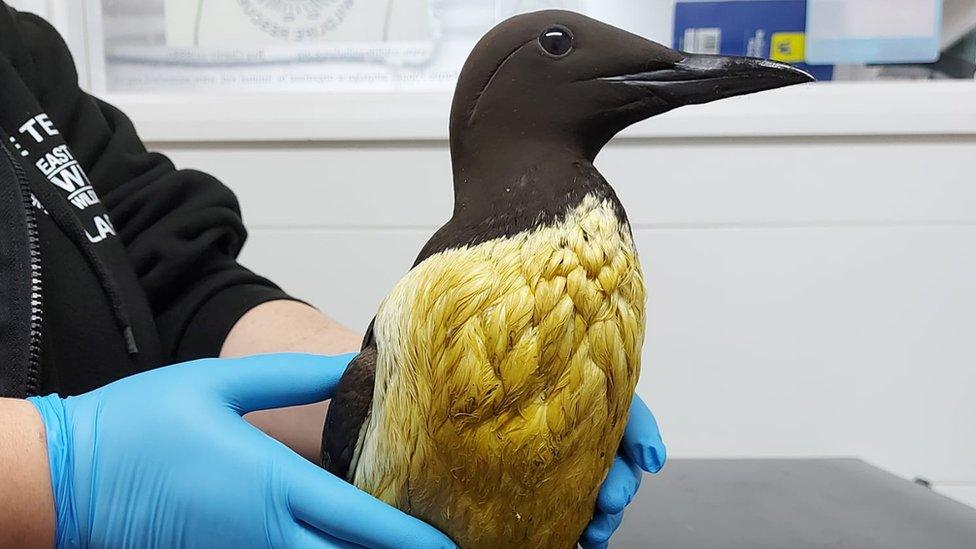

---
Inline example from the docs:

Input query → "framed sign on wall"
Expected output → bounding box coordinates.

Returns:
[80,0,665,94]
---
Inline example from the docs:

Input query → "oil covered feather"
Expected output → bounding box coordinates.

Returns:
[353,195,644,548]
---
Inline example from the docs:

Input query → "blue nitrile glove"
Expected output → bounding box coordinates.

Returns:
[580,395,666,549]
[28,353,455,549]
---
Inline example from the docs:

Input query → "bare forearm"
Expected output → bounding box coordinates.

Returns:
[0,398,55,548]
[221,300,362,357]
[221,300,362,460]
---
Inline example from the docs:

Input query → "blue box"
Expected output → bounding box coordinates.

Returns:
[673,0,834,81]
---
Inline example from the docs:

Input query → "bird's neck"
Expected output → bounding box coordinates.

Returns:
[451,140,602,211]
[410,141,626,267]
[448,140,625,234]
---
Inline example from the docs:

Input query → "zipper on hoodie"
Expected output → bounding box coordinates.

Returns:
[2,144,43,396]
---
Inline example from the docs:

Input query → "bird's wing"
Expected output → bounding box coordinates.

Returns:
[321,337,377,480]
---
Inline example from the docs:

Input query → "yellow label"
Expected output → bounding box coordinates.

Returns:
[770,32,806,63]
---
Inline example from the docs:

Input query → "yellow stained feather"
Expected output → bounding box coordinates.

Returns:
[353,194,645,548]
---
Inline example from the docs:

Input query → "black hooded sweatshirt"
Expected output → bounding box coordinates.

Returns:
[0,5,293,398]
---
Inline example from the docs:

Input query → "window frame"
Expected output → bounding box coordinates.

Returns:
[27,0,976,142]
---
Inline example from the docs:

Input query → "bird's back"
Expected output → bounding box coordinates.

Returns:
[351,193,644,548]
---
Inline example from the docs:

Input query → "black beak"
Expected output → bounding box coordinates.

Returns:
[602,53,815,107]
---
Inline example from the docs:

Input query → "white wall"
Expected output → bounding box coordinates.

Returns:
[154,133,976,507]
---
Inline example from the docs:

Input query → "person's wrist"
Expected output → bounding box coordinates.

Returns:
[27,395,81,548]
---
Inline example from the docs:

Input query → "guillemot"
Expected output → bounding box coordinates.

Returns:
[323,10,812,548]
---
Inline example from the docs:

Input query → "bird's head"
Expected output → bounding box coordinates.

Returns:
[450,10,814,163]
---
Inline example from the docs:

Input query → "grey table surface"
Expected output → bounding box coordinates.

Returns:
[611,459,976,548]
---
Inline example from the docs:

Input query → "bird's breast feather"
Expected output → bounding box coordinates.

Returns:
[354,193,645,546]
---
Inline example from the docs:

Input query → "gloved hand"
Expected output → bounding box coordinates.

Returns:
[580,395,666,549]
[28,354,455,549]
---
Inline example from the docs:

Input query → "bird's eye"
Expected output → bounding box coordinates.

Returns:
[539,27,573,57]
